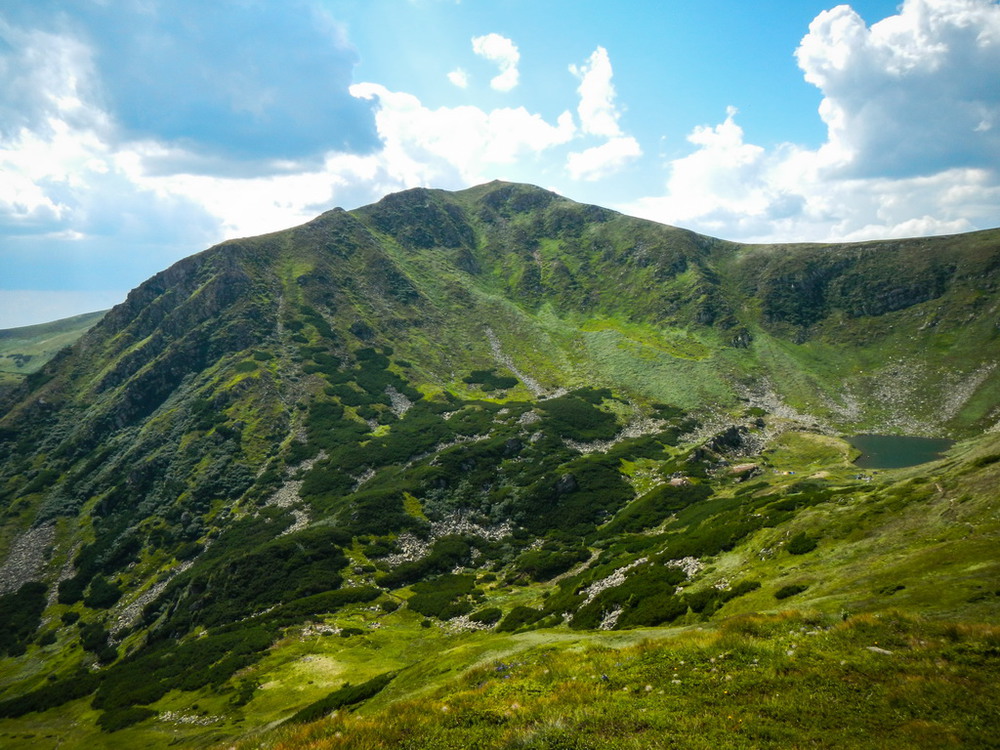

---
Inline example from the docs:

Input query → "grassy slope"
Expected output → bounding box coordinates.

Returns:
[0,311,106,390]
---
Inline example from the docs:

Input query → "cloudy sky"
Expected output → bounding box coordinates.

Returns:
[2,0,999,328]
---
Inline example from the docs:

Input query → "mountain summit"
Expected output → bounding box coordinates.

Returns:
[1,182,998,747]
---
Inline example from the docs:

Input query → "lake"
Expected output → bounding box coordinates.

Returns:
[848,434,954,469]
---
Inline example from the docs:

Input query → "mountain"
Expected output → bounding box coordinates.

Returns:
[0,182,998,748]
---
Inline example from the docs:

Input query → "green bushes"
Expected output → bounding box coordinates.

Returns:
[469,607,503,625]
[615,593,687,629]
[350,488,424,536]
[97,706,157,732]
[380,536,474,588]
[570,563,687,630]
[513,543,589,582]
[775,584,809,600]
[287,672,397,724]
[787,532,819,555]
[0,581,47,656]
[600,482,712,536]
[407,574,479,620]
[520,454,634,535]
[265,587,381,625]
[682,580,760,619]
[0,670,100,719]
[151,525,350,630]
[497,605,545,632]
[971,454,1000,468]
[93,626,274,712]
[84,576,122,609]
[463,369,519,391]
[537,389,617,441]
[190,527,348,626]
[304,401,368,453]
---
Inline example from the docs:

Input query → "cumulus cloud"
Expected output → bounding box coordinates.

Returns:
[627,0,1000,242]
[570,47,625,138]
[350,83,575,186]
[567,136,642,181]
[472,33,521,91]
[448,68,470,88]
[797,0,1000,177]
[565,46,641,179]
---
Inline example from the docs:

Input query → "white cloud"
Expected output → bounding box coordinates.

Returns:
[626,0,1000,242]
[626,106,1000,242]
[567,136,642,181]
[570,46,624,138]
[350,82,574,187]
[796,0,1000,177]
[471,33,520,91]
[563,46,641,180]
[448,68,469,88]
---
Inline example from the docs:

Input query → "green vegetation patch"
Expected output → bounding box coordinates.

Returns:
[408,574,480,620]
[462,368,519,392]
[0,582,47,657]
[287,671,398,724]
[537,388,618,441]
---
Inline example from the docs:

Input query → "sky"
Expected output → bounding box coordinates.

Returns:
[1,0,999,328]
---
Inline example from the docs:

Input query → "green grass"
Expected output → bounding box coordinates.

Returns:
[237,612,1000,750]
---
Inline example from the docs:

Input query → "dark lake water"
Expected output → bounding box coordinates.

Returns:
[848,434,955,469]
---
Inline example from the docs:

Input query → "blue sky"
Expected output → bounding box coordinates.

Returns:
[2,0,999,328]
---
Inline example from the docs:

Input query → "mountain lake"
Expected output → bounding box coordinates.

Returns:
[848,434,955,469]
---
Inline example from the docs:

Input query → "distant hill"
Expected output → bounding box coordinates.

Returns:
[0,183,997,748]
[0,310,107,397]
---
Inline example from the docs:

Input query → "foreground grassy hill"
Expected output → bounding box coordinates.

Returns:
[0,183,997,748]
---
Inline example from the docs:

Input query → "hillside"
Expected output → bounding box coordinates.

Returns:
[0,311,107,397]
[0,182,997,748]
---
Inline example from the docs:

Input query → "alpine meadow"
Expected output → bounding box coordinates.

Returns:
[0,182,998,748]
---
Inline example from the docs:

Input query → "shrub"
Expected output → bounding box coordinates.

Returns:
[84,576,122,609]
[787,532,819,555]
[0,670,100,718]
[78,621,110,654]
[287,672,397,724]
[600,482,712,536]
[513,546,589,582]
[0,581,47,656]
[265,587,381,625]
[407,574,477,620]
[775,584,809,600]
[616,593,687,629]
[497,606,545,632]
[463,369,519,391]
[538,391,617,441]
[469,607,503,625]
[97,706,157,732]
